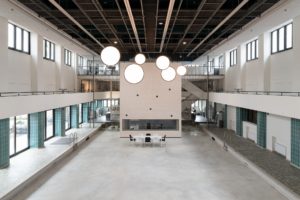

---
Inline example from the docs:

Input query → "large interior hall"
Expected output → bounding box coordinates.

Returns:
[0,0,300,199]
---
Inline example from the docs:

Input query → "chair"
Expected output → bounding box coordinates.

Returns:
[129,135,136,142]
[160,135,166,146]
[146,133,151,136]
[145,136,151,144]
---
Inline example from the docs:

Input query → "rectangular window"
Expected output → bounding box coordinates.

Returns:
[229,49,237,67]
[78,55,83,67]
[45,110,54,140]
[79,104,82,124]
[15,115,29,153]
[65,107,71,130]
[64,49,72,66]
[218,55,224,68]
[9,117,15,156]
[271,23,293,54]
[43,39,55,61]
[8,23,30,54]
[246,39,258,61]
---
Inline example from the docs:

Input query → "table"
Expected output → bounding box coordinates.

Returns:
[132,135,163,144]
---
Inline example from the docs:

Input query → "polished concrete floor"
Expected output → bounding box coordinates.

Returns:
[15,126,286,200]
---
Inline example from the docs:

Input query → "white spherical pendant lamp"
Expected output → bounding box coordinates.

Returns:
[161,67,176,81]
[156,55,170,70]
[100,46,121,66]
[124,64,144,84]
[134,53,146,65]
[176,65,187,76]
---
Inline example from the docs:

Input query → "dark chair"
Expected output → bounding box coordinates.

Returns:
[145,136,151,143]
[146,133,151,136]
[160,135,166,146]
[129,135,136,142]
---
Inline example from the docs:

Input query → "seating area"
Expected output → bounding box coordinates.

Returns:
[129,134,167,146]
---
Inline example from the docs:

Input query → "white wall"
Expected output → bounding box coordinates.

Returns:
[242,121,257,143]
[193,0,300,92]
[0,93,93,120]
[267,114,291,160]
[120,62,181,137]
[227,106,236,132]
[0,0,93,92]
[210,92,300,120]
[94,91,120,99]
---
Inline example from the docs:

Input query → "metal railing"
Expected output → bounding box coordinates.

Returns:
[218,90,300,97]
[184,65,225,76]
[0,90,78,97]
[77,66,120,76]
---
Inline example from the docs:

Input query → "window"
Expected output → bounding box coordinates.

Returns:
[8,23,30,54]
[64,49,72,66]
[43,40,55,61]
[246,39,258,61]
[10,115,30,157]
[65,107,71,130]
[271,23,293,54]
[79,104,82,124]
[219,55,224,68]
[45,110,54,140]
[229,49,237,67]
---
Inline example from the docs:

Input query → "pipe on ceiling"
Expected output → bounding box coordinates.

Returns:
[48,0,105,49]
[159,0,175,53]
[124,0,142,52]
[187,0,250,57]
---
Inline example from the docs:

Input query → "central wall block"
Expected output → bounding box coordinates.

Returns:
[120,62,181,137]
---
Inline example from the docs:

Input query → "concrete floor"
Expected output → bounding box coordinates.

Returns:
[15,126,287,200]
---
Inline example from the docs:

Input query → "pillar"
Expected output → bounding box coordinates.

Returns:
[54,108,65,136]
[0,118,9,168]
[71,105,79,128]
[257,112,267,148]
[291,118,300,167]
[82,103,88,123]
[29,112,45,148]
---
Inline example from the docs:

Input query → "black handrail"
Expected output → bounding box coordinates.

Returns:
[215,90,300,97]
[0,90,80,97]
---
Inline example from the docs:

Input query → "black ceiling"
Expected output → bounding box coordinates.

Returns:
[18,0,280,61]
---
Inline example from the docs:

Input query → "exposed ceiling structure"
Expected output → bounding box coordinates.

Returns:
[17,0,280,61]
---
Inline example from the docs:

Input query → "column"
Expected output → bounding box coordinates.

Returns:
[54,108,65,136]
[71,105,79,128]
[29,112,45,148]
[0,118,9,168]
[257,112,267,148]
[82,103,88,123]
[291,118,300,167]
[236,107,247,136]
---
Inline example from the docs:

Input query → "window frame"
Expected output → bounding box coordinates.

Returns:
[246,39,258,62]
[45,110,55,141]
[8,23,31,54]
[65,106,71,131]
[271,23,293,54]
[64,49,72,66]
[9,115,30,158]
[229,49,237,67]
[43,39,55,61]
[79,104,83,124]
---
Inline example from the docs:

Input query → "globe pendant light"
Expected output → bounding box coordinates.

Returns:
[100,46,121,66]
[161,66,176,81]
[134,53,146,65]
[176,65,187,76]
[156,55,170,70]
[124,64,144,84]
